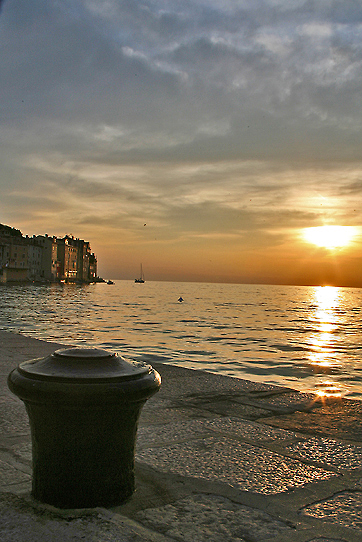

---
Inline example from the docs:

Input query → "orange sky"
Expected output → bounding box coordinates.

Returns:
[92,224,362,286]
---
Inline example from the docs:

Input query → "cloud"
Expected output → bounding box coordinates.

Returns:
[2,0,362,161]
[1,0,362,283]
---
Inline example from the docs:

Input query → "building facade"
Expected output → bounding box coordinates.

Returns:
[0,225,29,283]
[0,224,99,284]
[34,235,58,281]
[27,243,43,280]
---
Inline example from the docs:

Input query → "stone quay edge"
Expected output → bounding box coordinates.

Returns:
[1,329,362,541]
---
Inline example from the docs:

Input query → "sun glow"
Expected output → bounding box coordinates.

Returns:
[307,286,344,398]
[303,225,358,249]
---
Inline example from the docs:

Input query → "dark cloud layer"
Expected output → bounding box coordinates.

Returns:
[2,0,362,159]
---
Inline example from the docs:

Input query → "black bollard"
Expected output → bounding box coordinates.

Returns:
[8,347,161,509]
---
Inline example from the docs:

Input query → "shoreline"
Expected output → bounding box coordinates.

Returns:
[1,329,362,541]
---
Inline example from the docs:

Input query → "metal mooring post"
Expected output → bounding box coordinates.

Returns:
[8,347,161,509]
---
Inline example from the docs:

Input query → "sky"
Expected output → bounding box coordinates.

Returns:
[1,0,362,286]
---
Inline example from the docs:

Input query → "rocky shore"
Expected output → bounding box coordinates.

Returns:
[1,330,362,541]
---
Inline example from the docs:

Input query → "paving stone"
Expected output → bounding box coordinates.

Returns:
[0,460,30,486]
[9,442,32,462]
[138,417,297,449]
[137,436,336,494]
[301,491,362,530]
[151,362,283,397]
[140,402,216,426]
[138,417,296,449]
[287,437,362,470]
[136,493,294,542]
[255,391,320,411]
[263,400,362,442]
[203,417,298,441]
[137,419,215,449]
[0,395,29,436]
[140,397,174,413]
[0,493,158,542]
[192,399,272,419]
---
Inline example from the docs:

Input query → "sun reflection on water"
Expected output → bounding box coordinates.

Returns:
[308,286,344,398]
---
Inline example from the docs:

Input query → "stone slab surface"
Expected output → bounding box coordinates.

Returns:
[301,491,362,531]
[142,362,285,397]
[0,394,30,435]
[0,460,30,486]
[137,435,336,494]
[250,391,322,412]
[287,437,362,470]
[177,394,273,419]
[6,440,32,463]
[263,400,362,443]
[0,493,167,542]
[140,402,218,426]
[137,417,298,449]
[203,416,299,441]
[136,493,293,542]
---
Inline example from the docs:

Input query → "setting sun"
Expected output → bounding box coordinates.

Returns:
[302,225,358,249]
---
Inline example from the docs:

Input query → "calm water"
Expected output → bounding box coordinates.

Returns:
[1,281,362,399]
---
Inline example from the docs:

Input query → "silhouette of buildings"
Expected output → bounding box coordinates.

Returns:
[0,224,98,283]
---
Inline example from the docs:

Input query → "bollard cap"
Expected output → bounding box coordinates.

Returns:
[8,347,161,405]
[17,347,152,383]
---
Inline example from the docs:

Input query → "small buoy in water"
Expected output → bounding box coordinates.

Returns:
[178,296,184,302]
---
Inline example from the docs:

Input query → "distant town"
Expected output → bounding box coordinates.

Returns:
[0,224,100,284]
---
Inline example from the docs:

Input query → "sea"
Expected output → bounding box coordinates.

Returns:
[1,281,362,399]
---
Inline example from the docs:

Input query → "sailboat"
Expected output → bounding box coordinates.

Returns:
[135,264,145,283]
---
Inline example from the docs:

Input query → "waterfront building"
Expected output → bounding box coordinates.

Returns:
[34,235,59,281]
[89,252,97,282]
[58,236,97,283]
[57,237,78,282]
[0,223,99,284]
[27,242,43,281]
[73,238,91,282]
[0,239,28,283]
